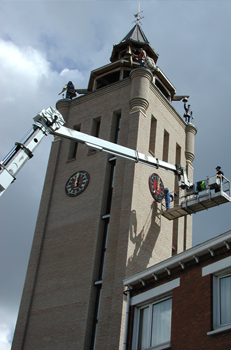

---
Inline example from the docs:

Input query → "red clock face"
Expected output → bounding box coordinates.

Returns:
[149,173,165,202]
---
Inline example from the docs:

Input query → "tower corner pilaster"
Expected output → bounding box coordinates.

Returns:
[185,123,197,165]
[129,68,153,113]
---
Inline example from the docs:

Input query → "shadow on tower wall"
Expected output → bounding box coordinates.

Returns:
[126,201,161,276]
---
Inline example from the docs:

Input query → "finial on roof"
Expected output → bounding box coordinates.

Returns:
[133,3,144,25]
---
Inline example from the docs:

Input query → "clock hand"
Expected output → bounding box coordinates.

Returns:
[74,172,80,187]
[157,177,160,191]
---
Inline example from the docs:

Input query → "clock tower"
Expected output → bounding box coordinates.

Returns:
[12,22,197,350]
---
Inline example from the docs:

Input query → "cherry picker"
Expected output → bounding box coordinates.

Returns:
[0,107,230,220]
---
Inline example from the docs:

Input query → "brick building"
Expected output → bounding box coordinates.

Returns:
[11,22,197,350]
[124,230,231,350]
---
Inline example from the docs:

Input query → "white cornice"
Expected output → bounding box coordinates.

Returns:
[56,78,131,109]
[123,229,231,287]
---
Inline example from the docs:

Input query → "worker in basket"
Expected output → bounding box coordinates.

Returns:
[164,188,174,210]
[215,166,224,192]
[216,166,224,179]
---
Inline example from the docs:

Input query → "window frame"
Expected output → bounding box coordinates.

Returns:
[132,295,172,350]
[88,117,101,155]
[162,129,169,163]
[212,270,231,333]
[67,124,81,161]
[202,256,231,335]
[149,115,157,157]
[131,278,179,350]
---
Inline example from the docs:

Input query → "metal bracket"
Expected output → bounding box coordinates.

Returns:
[156,158,159,169]
[15,142,33,159]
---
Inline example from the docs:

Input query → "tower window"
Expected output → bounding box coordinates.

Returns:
[67,124,81,160]
[155,79,170,100]
[88,117,101,155]
[110,111,121,144]
[92,117,101,138]
[172,143,181,255]
[123,69,132,79]
[149,116,157,156]
[174,143,181,199]
[96,70,120,90]
[162,130,169,162]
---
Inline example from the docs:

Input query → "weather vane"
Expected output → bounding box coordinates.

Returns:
[133,3,144,25]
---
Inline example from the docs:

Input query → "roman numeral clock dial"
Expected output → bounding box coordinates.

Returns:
[65,171,90,197]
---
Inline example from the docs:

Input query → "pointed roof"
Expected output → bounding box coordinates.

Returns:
[110,24,158,63]
[121,24,149,44]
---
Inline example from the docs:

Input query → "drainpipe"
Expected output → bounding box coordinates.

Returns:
[123,289,131,350]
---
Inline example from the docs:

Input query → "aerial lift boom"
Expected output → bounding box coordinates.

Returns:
[0,107,230,219]
[0,107,192,198]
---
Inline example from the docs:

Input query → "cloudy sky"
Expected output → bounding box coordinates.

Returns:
[1,1,231,349]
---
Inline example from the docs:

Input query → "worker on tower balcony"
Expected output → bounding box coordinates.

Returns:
[164,188,174,210]
[183,102,193,123]
[58,81,77,100]
[132,48,146,67]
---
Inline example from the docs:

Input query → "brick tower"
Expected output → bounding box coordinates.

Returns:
[12,22,197,350]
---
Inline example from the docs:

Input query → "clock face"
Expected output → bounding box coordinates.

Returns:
[149,173,165,203]
[65,171,90,197]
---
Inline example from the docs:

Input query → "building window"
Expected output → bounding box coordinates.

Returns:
[174,143,181,196]
[110,111,121,144]
[154,79,170,100]
[88,117,101,154]
[149,116,157,156]
[131,279,180,350]
[96,70,120,90]
[162,130,169,162]
[133,296,172,350]
[202,257,231,335]
[92,117,101,138]
[67,124,81,160]
[219,274,231,325]
[213,271,231,331]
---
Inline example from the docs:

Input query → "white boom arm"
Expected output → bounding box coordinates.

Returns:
[0,107,192,197]
[0,107,65,197]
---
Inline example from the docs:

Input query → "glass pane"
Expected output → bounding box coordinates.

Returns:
[138,307,149,350]
[220,275,231,325]
[151,298,172,347]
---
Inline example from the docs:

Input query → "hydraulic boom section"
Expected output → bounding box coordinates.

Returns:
[0,107,65,197]
[0,106,214,209]
[0,106,193,197]
[34,108,193,190]
[34,109,193,189]
[1,106,230,219]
